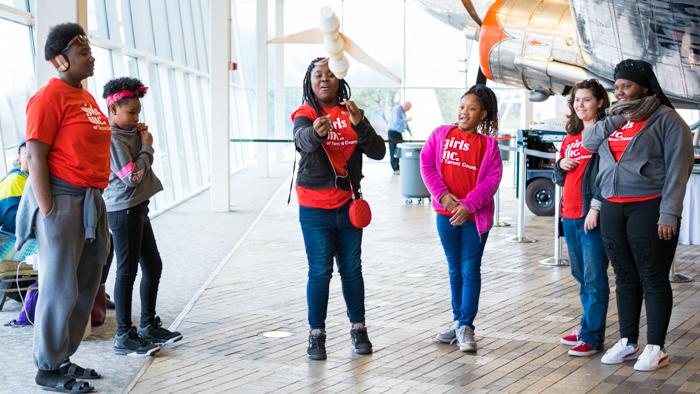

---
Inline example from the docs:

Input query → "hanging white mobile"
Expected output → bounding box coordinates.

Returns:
[267,7,401,84]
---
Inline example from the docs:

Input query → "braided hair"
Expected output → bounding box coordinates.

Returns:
[302,57,351,117]
[462,84,499,136]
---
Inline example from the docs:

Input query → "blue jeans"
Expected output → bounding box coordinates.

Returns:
[562,217,610,348]
[436,215,488,329]
[299,203,364,330]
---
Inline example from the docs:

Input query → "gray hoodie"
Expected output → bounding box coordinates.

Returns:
[582,105,693,226]
[103,126,163,212]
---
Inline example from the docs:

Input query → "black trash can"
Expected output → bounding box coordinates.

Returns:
[397,143,430,199]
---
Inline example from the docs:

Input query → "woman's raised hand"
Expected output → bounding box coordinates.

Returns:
[341,99,364,126]
[313,115,332,137]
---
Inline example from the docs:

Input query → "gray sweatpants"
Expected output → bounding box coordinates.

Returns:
[33,194,110,371]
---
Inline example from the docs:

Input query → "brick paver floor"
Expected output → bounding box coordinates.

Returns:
[128,161,700,393]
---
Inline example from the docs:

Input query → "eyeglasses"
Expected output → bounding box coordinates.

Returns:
[61,35,89,53]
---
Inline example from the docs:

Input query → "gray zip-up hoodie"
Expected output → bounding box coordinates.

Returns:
[103,126,163,212]
[582,105,693,226]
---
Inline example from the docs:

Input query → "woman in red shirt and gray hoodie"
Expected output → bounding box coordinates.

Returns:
[420,85,502,353]
[583,59,693,372]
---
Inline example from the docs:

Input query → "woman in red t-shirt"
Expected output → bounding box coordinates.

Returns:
[583,60,693,371]
[553,80,610,357]
[291,57,386,361]
[21,23,111,393]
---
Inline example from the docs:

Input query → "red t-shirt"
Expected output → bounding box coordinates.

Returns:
[436,128,486,219]
[560,133,593,219]
[26,78,111,188]
[607,118,660,203]
[291,104,358,209]
[608,119,647,161]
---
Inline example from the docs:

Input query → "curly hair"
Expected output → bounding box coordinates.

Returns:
[565,79,610,135]
[462,84,498,136]
[102,77,147,106]
[44,23,86,61]
[302,57,351,117]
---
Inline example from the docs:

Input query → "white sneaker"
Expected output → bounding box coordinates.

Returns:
[633,345,669,371]
[601,338,640,364]
[435,322,458,344]
[456,325,477,352]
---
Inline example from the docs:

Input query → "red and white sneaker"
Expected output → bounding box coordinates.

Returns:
[568,342,600,357]
[633,345,669,371]
[560,331,579,346]
[601,338,640,364]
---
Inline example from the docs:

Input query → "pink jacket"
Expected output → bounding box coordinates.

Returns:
[420,125,503,236]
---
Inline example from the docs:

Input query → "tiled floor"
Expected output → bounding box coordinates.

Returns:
[128,161,700,393]
[0,163,291,394]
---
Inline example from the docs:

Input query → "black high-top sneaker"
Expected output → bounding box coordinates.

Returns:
[114,327,160,356]
[138,316,183,345]
[350,323,373,355]
[307,329,327,360]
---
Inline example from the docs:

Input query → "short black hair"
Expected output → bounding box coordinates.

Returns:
[44,23,86,61]
[103,77,147,106]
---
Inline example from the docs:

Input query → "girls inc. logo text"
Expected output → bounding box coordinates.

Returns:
[565,140,583,158]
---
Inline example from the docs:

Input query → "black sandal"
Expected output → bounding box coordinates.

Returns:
[36,370,94,393]
[59,362,101,380]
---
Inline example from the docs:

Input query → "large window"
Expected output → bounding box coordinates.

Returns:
[0,7,34,171]
[85,0,213,213]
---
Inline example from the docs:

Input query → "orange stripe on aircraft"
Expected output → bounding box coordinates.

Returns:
[479,0,509,81]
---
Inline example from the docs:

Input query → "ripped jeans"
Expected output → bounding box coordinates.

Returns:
[600,198,678,348]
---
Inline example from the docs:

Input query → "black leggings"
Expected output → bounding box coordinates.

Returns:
[108,201,163,335]
[600,198,678,348]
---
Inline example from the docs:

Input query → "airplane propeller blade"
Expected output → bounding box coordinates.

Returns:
[461,0,487,85]
[266,28,323,45]
[461,0,482,26]
[340,33,402,84]
[476,68,487,85]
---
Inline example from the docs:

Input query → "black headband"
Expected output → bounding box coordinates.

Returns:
[614,68,650,88]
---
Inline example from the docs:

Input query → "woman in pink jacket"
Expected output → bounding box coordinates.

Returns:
[420,85,503,352]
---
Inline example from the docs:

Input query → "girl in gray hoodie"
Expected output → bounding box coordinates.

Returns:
[102,77,183,356]
[582,60,693,372]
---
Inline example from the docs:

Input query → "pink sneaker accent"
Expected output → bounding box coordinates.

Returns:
[568,342,600,357]
[560,332,579,346]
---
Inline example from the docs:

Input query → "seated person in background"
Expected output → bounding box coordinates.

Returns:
[0,140,28,234]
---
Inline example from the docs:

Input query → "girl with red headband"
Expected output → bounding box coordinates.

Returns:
[102,77,182,357]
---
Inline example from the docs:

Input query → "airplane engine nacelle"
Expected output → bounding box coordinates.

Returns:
[479,0,591,95]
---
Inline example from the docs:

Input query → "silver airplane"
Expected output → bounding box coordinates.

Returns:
[416,0,700,109]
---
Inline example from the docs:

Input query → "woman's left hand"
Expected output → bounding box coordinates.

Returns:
[341,99,364,126]
[658,223,677,241]
[583,208,599,233]
[449,204,470,226]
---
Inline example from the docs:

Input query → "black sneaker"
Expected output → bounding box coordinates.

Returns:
[307,330,327,360]
[351,326,373,355]
[114,327,160,356]
[138,316,183,345]
[105,293,115,310]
